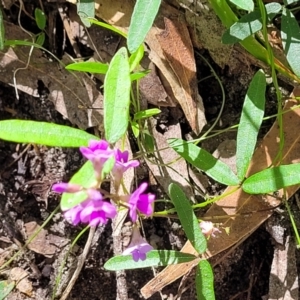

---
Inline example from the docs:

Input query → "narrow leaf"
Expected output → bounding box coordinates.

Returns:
[243,163,300,194]
[104,250,197,271]
[35,8,46,30]
[61,161,97,210]
[66,62,108,74]
[129,44,144,72]
[169,139,240,186]
[77,0,94,27]
[104,47,131,143]
[236,69,266,180]
[281,8,300,78]
[229,0,254,11]
[0,120,97,147]
[134,108,161,120]
[169,183,207,254]
[0,9,5,50]
[196,260,215,300]
[222,11,262,44]
[35,32,45,46]
[127,0,161,53]
[0,281,15,300]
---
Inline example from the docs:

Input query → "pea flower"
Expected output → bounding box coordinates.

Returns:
[112,149,139,189]
[80,140,115,179]
[126,183,155,222]
[199,221,221,238]
[52,184,117,227]
[122,227,153,261]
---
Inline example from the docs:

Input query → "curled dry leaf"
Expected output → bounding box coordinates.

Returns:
[141,89,300,298]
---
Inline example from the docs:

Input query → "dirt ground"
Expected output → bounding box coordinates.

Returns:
[0,1,300,300]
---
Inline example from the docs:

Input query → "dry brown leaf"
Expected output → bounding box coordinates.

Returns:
[0,21,103,129]
[141,88,300,298]
[156,17,202,132]
[145,118,193,199]
[24,222,57,258]
[67,0,206,133]
[10,267,33,297]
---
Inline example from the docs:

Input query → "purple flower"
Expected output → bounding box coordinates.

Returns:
[62,188,117,227]
[112,149,139,189]
[80,140,115,179]
[127,183,155,222]
[199,221,221,238]
[52,182,82,193]
[122,227,153,261]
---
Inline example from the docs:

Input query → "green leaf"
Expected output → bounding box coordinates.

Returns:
[169,139,240,186]
[281,8,300,78]
[0,281,14,300]
[88,19,127,38]
[35,8,46,30]
[236,69,266,180]
[265,3,282,21]
[131,121,140,138]
[129,44,144,72]
[169,183,207,254]
[229,0,254,11]
[61,161,97,210]
[196,260,215,300]
[127,0,161,53]
[104,250,197,271]
[242,163,300,194]
[143,130,155,153]
[0,9,5,50]
[134,108,161,120]
[66,61,108,74]
[130,70,150,81]
[101,156,115,179]
[77,0,95,27]
[35,32,45,46]
[0,120,97,147]
[104,47,131,143]
[222,11,262,44]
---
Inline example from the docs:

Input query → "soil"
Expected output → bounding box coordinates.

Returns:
[0,1,299,300]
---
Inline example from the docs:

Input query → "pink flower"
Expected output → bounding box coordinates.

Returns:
[52,183,82,193]
[127,183,155,222]
[199,221,221,238]
[80,140,115,179]
[122,227,153,261]
[62,188,117,227]
[112,149,139,189]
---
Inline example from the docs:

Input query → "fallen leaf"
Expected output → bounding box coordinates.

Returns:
[67,0,206,133]
[24,222,57,258]
[141,88,300,298]
[0,21,103,129]
[156,17,201,132]
[10,267,33,297]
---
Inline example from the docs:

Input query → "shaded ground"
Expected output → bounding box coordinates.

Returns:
[0,1,299,300]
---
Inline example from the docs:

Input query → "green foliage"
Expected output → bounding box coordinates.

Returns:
[127,0,161,53]
[196,260,215,300]
[169,139,240,186]
[34,8,46,30]
[104,47,131,143]
[243,164,300,194]
[66,61,109,74]
[0,281,15,300]
[0,120,97,147]
[104,250,197,271]
[169,183,207,254]
[0,8,4,50]
[61,161,97,210]
[236,69,266,180]
[281,7,300,78]
[77,0,95,27]
[229,0,254,11]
